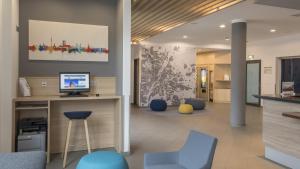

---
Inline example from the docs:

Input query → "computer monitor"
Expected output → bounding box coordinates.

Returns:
[59,72,90,96]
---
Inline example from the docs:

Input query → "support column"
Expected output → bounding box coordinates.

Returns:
[231,19,247,127]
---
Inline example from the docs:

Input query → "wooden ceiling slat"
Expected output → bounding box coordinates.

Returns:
[132,0,210,34]
[132,0,223,33]
[132,0,171,20]
[132,0,244,42]
[132,0,226,36]
[132,0,193,28]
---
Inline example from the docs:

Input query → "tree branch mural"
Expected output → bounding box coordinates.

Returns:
[140,45,195,106]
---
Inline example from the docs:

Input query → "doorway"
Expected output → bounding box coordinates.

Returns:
[246,60,261,106]
[196,66,209,101]
[133,59,140,105]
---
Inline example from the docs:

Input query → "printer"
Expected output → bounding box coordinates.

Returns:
[17,118,47,152]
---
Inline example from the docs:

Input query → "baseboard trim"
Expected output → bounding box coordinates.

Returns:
[265,146,300,168]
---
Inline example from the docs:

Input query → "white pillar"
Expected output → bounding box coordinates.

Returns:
[0,0,19,152]
[117,0,131,153]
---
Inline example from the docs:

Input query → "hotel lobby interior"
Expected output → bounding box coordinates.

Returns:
[1,0,300,169]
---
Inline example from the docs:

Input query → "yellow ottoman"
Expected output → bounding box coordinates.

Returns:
[178,104,193,114]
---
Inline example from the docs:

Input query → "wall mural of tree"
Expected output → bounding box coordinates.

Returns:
[140,45,196,106]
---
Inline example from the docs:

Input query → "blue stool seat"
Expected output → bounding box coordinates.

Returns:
[150,99,167,111]
[64,111,92,119]
[76,151,129,169]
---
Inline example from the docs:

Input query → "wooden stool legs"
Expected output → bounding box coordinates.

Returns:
[63,120,72,168]
[63,120,91,168]
[84,120,91,153]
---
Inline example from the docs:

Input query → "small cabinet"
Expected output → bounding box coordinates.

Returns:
[214,89,231,103]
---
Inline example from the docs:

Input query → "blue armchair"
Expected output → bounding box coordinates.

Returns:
[144,130,218,169]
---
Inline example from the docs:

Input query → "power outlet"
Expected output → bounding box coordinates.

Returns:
[41,81,47,87]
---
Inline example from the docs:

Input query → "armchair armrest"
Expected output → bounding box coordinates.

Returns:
[144,151,178,167]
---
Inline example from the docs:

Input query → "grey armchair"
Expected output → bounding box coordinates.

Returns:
[0,151,46,169]
[144,130,218,169]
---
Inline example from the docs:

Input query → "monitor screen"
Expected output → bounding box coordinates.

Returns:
[59,73,90,92]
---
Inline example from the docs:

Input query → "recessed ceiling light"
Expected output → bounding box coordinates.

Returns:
[219,24,226,28]
[248,55,254,60]
[270,29,277,33]
[183,35,188,39]
[225,37,230,41]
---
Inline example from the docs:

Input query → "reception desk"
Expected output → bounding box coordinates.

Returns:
[256,95,300,168]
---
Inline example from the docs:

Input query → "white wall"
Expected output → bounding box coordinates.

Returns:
[0,0,19,152]
[247,34,300,95]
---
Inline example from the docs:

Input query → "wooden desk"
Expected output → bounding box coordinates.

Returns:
[13,95,122,163]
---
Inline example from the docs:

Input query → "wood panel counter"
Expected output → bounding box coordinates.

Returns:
[255,95,300,168]
[13,94,122,163]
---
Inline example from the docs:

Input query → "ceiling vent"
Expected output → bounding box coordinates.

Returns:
[254,0,300,10]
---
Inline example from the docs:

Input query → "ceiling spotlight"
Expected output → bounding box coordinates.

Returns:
[183,35,188,39]
[225,37,230,41]
[219,24,226,28]
[248,55,254,60]
[270,29,277,33]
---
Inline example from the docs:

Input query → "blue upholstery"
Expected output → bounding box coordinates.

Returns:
[0,151,46,169]
[76,151,129,169]
[184,98,205,110]
[144,130,218,169]
[64,111,92,119]
[150,99,167,111]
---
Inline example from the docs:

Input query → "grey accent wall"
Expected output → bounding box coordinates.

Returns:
[19,0,118,76]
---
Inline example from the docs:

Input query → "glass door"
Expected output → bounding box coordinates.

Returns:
[246,60,261,106]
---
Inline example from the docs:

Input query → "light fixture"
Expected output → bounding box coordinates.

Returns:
[219,24,226,28]
[270,29,277,33]
[248,55,254,60]
[225,37,230,41]
[183,35,188,39]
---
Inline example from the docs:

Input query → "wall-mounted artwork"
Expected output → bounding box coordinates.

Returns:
[29,20,109,62]
[140,44,196,106]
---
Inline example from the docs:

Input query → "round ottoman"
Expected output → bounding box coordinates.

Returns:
[184,98,205,110]
[76,151,129,169]
[178,104,193,114]
[150,99,167,111]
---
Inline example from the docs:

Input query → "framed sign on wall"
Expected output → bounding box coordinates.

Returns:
[28,20,109,62]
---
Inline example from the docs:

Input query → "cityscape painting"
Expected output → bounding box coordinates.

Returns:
[28,20,109,62]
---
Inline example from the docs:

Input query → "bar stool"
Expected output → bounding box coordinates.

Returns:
[63,111,92,168]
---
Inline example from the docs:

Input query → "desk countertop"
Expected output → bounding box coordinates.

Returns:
[254,94,300,104]
[14,95,121,101]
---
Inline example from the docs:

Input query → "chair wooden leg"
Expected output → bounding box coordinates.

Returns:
[63,120,72,168]
[84,119,91,153]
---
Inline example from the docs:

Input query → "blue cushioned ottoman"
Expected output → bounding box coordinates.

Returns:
[150,99,167,111]
[76,151,129,169]
[184,98,205,110]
